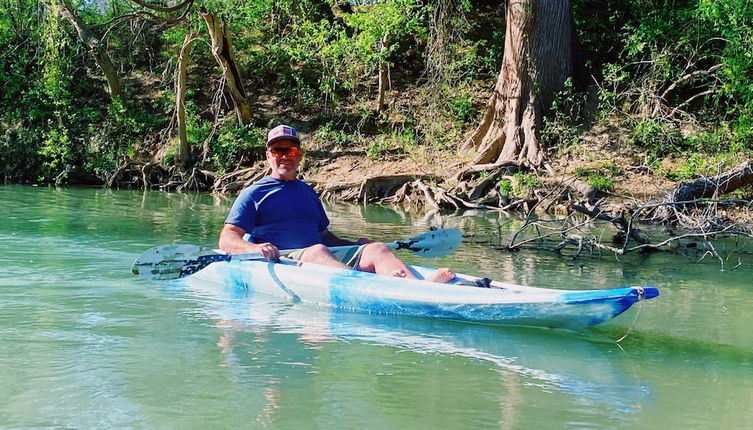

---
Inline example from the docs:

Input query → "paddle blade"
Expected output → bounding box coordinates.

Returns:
[399,228,462,257]
[131,244,229,280]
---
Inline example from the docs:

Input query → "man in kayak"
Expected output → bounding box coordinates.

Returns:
[218,124,456,283]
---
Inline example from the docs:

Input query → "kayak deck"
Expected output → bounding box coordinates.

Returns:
[183,258,659,329]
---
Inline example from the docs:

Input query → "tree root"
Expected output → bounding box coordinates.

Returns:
[212,165,267,194]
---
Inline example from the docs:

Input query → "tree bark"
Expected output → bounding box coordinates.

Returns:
[376,34,390,113]
[653,161,753,223]
[668,162,753,202]
[464,0,574,167]
[175,33,199,169]
[53,0,123,97]
[200,9,252,125]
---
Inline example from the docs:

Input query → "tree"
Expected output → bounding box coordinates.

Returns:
[199,8,252,125]
[47,0,194,99]
[175,32,200,169]
[48,0,123,97]
[463,0,576,169]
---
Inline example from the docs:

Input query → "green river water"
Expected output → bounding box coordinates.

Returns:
[1,184,752,429]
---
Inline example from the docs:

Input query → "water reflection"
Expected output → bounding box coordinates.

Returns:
[177,279,653,428]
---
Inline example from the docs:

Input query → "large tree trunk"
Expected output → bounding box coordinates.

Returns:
[464,0,574,167]
[200,9,252,125]
[52,0,123,97]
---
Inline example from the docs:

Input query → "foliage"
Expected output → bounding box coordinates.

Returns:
[313,122,361,148]
[209,124,267,172]
[2,0,752,185]
[578,0,753,155]
[573,162,620,193]
[449,92,477,125]
[498,173,542,199]
[365,127,415,159]
[542,78,588,150]
[657,152,741,182]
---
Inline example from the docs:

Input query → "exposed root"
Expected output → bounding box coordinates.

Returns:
[212,165,267,194]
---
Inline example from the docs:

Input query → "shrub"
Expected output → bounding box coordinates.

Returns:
[573,166,616,193]
[498,173,542,199]
[210,124,267,172]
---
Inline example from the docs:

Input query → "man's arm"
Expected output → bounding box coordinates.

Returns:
[219,223,280,260]
[320,229,370,247]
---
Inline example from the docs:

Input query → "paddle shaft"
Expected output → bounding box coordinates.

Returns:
[227,241,400,262]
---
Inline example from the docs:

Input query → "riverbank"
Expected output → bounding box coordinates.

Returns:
[43,112,753,229]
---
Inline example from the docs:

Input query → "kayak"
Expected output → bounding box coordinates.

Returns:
[182,258,659,329]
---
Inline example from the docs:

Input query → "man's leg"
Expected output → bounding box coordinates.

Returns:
[298,244,351,269]
[356,242,455,283]
[299,242,455,283]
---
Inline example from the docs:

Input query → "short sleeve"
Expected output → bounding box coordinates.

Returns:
[225,188,257,233]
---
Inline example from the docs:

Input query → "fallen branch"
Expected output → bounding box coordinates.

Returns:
[571,203,649,245]
[655,161,753,223]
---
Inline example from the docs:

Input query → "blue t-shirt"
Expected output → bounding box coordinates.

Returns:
[225,176,330,249]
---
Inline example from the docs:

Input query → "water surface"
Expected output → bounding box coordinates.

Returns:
[1,185,752,429]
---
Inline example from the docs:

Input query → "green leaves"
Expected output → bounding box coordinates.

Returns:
[497,173,542,199]
[573,163,620,193]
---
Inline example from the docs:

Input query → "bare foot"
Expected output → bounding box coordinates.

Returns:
[425,268,456,284]
[391,269,407,278]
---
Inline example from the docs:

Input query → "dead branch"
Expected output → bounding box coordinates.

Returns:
[660,64,722,100]
[655,161,753,223]
[455,160,523,181]
[129,0,194,14]
[212,165,266,194]
[549,175,597,203]
[571,203,650,245]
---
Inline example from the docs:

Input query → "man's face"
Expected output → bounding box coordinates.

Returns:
[267,139,303,180]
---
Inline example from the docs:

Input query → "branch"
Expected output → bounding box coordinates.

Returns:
[572,204,649,243]
[660,64,722,100]
[98,0,195,38]
[670,162,753,202]
[129,0,194,14]
[669,89,715,117]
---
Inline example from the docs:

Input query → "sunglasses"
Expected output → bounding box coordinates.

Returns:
[268,146,302,158]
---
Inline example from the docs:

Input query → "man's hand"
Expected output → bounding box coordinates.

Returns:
[254,242,280,261]
[220,224,280,261]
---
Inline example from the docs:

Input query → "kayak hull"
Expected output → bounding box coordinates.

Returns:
[183,259,658,329]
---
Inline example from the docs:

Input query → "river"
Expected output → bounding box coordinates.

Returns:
[1,184,752,429]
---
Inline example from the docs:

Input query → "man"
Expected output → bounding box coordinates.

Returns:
[219,124,455,283]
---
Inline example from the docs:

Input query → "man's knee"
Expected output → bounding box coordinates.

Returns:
[360,242,395,261]
[302,243,332,261]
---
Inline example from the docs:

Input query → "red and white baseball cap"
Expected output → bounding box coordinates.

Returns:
[266,125,300,147]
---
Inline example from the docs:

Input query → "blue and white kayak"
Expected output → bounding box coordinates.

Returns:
[182,258,658,329]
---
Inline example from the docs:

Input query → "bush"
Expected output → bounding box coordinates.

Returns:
[209,124,267,172]
[449,93,478,125]
[573,164,619,193]
[543,78,587,150]
[497,173,542,199]
[631,119,687,157]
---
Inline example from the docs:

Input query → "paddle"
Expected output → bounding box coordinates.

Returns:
[132,228,462,281]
